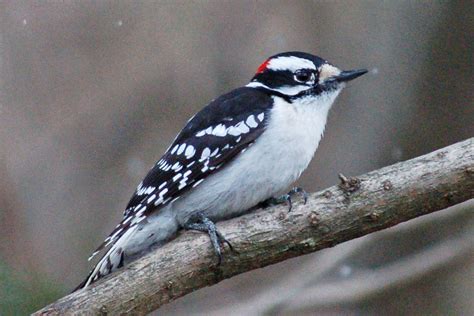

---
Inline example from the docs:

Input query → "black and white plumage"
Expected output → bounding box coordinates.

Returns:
[76,52,367,289]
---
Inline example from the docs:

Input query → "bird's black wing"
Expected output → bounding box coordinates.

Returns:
[89,87,273,258]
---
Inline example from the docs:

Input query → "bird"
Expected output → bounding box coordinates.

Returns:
[75,51,367,290]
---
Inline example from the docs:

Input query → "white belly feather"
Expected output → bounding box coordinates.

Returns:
[125,89,341,257]
[172,90,341,223]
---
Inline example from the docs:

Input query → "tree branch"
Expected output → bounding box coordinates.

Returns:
[34,138,474,315]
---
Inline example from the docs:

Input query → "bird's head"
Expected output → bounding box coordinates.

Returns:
[247,51,367,102]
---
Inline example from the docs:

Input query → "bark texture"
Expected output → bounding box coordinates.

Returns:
[34,138,474,315]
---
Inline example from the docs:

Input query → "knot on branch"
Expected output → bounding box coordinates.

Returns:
[338,173,361,196]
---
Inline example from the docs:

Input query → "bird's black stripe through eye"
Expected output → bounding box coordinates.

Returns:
[294,69,315,84]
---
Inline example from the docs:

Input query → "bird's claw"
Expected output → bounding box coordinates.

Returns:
[263,187,308,212]
[184,212,235,265]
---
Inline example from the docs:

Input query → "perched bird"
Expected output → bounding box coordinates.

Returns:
[76,51,367,290]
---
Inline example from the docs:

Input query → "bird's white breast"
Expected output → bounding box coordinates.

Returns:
[171,89,342,224]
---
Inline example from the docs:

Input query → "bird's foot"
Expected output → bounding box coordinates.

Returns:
[262,187,308,212]
[184,212,234,265]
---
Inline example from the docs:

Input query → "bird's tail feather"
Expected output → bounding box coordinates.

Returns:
[73,225,138,291]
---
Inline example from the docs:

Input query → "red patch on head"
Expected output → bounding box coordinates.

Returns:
[256,59,270,74]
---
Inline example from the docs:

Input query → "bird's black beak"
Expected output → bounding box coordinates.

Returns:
[333,69,368,82]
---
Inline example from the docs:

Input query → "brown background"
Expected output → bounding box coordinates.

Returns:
[0,1,472,314]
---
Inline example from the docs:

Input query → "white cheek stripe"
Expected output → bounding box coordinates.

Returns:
[266,56,316,72]
[274,85,310,95]
[246,81,309,96]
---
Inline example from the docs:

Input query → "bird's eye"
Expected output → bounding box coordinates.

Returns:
[294,70,315,83]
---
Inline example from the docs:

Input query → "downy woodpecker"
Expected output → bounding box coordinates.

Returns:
[76,51,367,289]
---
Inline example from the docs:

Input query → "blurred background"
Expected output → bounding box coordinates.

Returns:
[0,1,473,315]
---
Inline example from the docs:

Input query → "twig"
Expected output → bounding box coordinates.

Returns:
[34,138,474,315]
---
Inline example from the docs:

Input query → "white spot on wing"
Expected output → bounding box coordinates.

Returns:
[147,194,156,203]
[185,145,196,158]
[159,188,168,198]
[154,197,164,206]
[177,143,186,155]
[146,186,154,194]
[212,124,227,137]
[257,113,264,122]
[137,186,155,196]
[201,148,211,160]
[227,126,241,136]
[171,145,179,154]
[235,121,250,134]
[246,115,258,128]
[136,205,146,216]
